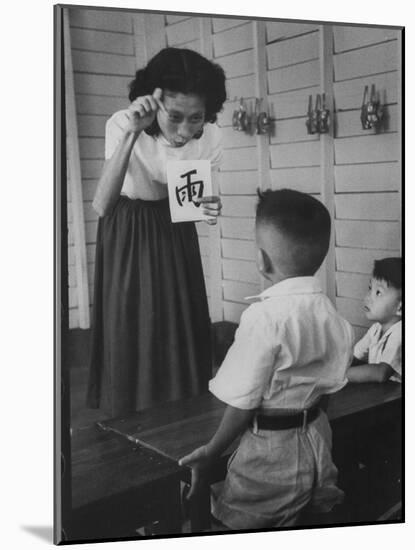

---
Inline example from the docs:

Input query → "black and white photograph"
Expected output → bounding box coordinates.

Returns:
[53,2,404,545]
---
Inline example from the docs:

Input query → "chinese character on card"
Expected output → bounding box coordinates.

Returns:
[167,160,212,222]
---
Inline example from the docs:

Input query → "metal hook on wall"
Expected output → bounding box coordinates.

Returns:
[305,95,318,135]
[361,84,383,130]
[231,97,275,135]
[318,93,330,134]
[306,94,319,135]
[255,98,273,135]
[306,93,331,135]
[232,97,248,132]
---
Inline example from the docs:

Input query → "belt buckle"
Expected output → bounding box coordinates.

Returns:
[301,409,308,433]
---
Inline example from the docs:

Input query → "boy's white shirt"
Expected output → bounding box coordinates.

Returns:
[354,321,402,383]
[209,276,354,411]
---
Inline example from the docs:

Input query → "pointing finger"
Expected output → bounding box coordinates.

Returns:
[153,87,163,100]
[153,88,168,115]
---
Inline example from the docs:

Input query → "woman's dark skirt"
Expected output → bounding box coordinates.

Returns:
[86,196,212,416]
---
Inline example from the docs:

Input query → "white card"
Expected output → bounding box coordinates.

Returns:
[167,160,212,223]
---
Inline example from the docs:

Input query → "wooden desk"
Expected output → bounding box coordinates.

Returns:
[68,425,183,542]
[327,383,402,524]
[99,382,402,530]
[99,382,401,460]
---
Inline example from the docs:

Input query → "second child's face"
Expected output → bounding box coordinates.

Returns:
[364,278,401,325]
[157,90,206,147]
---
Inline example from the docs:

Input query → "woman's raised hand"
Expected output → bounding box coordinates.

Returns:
[127,88,167,133]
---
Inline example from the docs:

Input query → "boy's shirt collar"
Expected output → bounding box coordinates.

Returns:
[245,276,322,302]
[372,320,402,340]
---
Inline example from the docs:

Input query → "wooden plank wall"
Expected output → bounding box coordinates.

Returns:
[214,17,259,323]
[266,21,327,293]
[67,8,134,328]
[332,26,401,341]
[212,19,402,333]
[66,10,402,336]
[213,20,326,325]
[267,21,321,195]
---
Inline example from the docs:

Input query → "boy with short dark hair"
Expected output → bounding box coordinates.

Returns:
[179,189,354,529]
[347,257,402,384]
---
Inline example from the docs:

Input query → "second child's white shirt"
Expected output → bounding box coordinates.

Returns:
[353,321,402,383]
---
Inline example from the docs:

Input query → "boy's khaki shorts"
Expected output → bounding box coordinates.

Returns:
[212,410,343,529]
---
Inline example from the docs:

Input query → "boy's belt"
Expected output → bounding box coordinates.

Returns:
[253,405,320,432]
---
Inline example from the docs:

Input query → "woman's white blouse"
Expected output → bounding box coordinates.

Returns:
[105,109,223,197]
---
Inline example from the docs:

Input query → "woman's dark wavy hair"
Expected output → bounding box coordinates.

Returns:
[128,47,227,136]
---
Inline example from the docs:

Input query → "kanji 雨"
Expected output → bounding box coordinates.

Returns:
[175,169,204,207]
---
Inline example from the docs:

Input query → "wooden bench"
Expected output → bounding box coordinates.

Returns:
[98,382,402,532]
[68,425,183,542]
